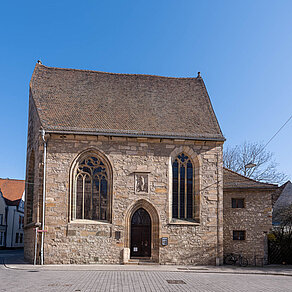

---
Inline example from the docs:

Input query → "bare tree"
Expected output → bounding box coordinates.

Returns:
[223,141,287,184]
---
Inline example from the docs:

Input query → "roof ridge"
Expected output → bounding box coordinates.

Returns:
[34,63,201,80]
[223,167,278,186]
[279,180,291,188]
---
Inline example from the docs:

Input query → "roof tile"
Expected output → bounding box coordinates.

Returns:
[0,178,25,204]
[223,168,278,190]
[30,64,225,140]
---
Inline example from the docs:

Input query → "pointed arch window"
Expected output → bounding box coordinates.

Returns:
[72,154,111,222]
[172,153,194,219]
[26,151,35,224]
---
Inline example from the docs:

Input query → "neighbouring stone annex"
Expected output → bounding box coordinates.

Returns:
[223,168,277,265]
[24,63,278,265]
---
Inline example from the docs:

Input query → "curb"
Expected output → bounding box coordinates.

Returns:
[3,260,292,277]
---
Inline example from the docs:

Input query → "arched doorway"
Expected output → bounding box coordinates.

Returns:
[130,208,151,258]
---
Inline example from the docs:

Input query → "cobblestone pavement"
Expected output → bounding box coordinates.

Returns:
[1,250,292,292]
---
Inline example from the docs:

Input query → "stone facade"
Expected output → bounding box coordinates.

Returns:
[24,64,276,266]
[223,189,273,265]
[24,129,224,265]
[24,94,43,262]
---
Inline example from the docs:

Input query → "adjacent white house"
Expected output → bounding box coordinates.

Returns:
[0,194,6,247]
[0,178,25,248]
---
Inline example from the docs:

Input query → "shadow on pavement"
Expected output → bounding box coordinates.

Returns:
[0,249,30,265]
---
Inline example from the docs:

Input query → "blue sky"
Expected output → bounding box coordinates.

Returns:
[0,0,291,181]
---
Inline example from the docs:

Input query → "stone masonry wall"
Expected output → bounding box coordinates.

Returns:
[24,93,43,263]
[223,190,272,265]
[40,133,223,265]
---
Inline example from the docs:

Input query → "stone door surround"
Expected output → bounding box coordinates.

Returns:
[124,199,159,263]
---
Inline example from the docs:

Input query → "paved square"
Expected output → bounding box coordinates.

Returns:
[1,250,292,292]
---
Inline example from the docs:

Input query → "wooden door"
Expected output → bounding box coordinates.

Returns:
[130,208,151,258]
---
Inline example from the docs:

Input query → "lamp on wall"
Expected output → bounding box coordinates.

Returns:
[244,162,256,176]
[245,163,256,169]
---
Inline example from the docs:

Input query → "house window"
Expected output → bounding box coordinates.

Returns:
[233,230,246,240]
[232,198,244,208]
[72,154,111,222]
[15,233,19,244]
[20,233,23,244]
[172,153,194,219]
[19,216,24,229]
[0,232,4,246]
[26,151,35,224]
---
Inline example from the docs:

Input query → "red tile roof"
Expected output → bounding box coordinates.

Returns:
[0,178,25,204]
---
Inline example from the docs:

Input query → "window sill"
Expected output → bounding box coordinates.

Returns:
[168,219,200,226]
[69,219,111,225]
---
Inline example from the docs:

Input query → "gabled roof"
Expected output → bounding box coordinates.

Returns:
[273,181,292,209]
[0,178,25,206]
[29,64,225,141]
[272,181,290,205]
[223,168,278,190]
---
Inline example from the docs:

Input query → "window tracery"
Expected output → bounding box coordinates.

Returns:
[72,154,110,221]
[172,153,194,219]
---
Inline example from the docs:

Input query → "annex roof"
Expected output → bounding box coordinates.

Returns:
[273,181,292,209]
[223,168,278,190]
[29,63,225,141]
[0,178,25,205]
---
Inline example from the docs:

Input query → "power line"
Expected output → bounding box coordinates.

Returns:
[262,114,292,152]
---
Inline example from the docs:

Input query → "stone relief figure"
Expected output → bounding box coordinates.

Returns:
[136,174,148,193]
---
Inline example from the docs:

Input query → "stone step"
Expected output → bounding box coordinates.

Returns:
[125,259,158,265]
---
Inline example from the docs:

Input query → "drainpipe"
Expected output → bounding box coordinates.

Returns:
[216,152,220,266]
[34,222,41,265]
[41,129,47,265]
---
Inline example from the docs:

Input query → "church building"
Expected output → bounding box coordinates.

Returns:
[24,62,274,265]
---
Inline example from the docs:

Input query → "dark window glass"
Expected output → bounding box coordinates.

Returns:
[84,175,92,219]
[92,178,99,220]
[172,160,178,218]
[232,198,244,208]
[131,208,151,225]
[172,153,194,220]
[180,165,185,218]
[233,230,246,240]
[19,216,24,229]
[76,175,83,219]
[15,233,19,244]
[0,232,4,246]
[100,177,108,220]
[74,155,109,221]
[187,161,193,218]
[26,152,35,224]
